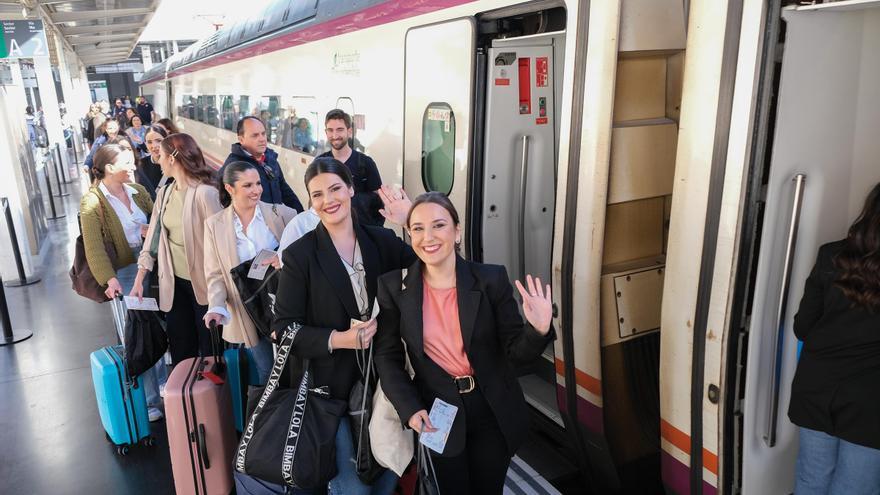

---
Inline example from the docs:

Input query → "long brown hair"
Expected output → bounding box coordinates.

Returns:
[160,133,216,185]
[833,182,880,312]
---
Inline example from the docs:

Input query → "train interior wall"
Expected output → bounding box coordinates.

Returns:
[740,3,880,494]
[598,0,686,492]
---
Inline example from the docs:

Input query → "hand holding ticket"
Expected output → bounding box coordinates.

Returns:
[124,296,159,311]
[419,398,458,454]
[247,249,278,280]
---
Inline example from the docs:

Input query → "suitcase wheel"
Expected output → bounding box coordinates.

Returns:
[104,432,112,444]
[115,445,130,456]
[141,436,155,447]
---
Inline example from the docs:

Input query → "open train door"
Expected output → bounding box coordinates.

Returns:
[402,18,475,237]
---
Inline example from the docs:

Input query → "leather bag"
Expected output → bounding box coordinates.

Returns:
[123,308,168,378]
[234,323,346,490]
[70,194,118,303]
[229,260,279,339]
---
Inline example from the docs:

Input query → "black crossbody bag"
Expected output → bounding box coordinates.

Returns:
[234,323,346,489]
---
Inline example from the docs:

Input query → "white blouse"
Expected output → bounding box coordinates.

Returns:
[99,181,148,248]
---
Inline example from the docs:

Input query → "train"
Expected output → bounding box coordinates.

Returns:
[139,0,880,493]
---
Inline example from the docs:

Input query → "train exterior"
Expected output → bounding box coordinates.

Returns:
[140,0,880,494]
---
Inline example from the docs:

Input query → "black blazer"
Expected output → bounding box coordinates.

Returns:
[374,257,556,458]
[788,240,880,449]
[273,222,416,399]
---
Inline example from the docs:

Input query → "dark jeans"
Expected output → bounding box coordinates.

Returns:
[166,276,212,365]
[430,387,511,495]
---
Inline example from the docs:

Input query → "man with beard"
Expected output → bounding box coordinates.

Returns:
[222,116,304,212]
[318,109,384,225]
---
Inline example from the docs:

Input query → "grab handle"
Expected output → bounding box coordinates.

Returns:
[517,135,530,280]
[198,423,211,469]
[764,173,806,447]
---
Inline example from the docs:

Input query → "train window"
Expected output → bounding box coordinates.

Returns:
[254,96,281,142]
[205,95,219,127]
[238,95,251,122]
[179,95,195,120]
[275,96,321,155]
[220,95,235,131]
[421,103,455,195]
[196,95,205,122]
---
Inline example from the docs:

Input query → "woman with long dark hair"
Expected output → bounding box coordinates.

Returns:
[203,161,297,383]
[373,192,555,495]
[129,133,223,363]
[134,125,169,199]
[789,182,880,494]
[263,157,411,495]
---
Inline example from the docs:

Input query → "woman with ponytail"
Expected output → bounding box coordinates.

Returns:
[203,161,297,382]
[789,182,880,494]
[130,133,223,363]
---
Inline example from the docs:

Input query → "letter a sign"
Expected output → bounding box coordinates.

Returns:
[1,20,48,59]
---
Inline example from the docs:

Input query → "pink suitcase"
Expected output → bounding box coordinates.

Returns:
[165,352,237,495]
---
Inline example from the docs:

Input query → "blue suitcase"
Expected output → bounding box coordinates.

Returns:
[90,297,153,454]
[224,346,262,432]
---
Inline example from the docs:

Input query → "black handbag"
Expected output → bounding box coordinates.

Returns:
[229,260,279,339]
[234,323,346,489]
[416,434,441,495]
[123,309,168,378]
[347,333,385,484]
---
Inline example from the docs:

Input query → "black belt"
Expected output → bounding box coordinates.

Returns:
[453,375,476,394]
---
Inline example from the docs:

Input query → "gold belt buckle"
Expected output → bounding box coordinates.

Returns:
[455,375,475,394]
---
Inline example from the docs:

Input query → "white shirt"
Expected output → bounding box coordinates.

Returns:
[209,206,280,325]
[233,206,279,263]
[99,181,148,248]
[278,207,320,256]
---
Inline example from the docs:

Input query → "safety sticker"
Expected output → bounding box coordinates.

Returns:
[536,57,549,87]
[536,117,548,125]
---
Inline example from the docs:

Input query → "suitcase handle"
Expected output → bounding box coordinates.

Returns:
[197,423,210,470]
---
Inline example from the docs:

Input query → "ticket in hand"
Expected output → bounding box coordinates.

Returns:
[247,249,277,280]
[419,398,458,454]
[124,296,159,311]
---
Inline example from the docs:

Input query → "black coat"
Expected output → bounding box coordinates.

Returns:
[788,240,880,449]
[273,222,416,400]
[374,257,556,458]
[223,143,304,213]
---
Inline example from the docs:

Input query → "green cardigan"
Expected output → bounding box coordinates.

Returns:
[79,183,154,286]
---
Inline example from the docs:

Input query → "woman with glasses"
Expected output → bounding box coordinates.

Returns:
[129,133,223,364]
[252,157,412,495]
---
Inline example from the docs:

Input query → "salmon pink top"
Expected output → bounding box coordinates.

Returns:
[422,280,473,377]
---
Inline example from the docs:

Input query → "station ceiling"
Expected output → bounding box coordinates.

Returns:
[0,0,160,67]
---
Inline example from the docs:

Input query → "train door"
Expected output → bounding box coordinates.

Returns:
[480,35,561,424]
[402,19,475,230]
[736,3,880,494]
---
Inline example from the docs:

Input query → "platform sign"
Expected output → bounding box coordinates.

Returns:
[0,20,48,59]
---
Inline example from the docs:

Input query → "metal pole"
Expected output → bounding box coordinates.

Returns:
[55,143,70,184]
[51,148,70,197]
[1,198,40,287]
[0,271,33,346]
[44,166,65,220]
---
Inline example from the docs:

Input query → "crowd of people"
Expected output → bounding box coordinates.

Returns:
[77,107,555,494]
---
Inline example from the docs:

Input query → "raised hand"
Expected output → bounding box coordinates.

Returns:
[514,275,553,335]
[378,184,412,227]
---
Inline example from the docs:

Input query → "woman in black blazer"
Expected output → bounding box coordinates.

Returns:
[374,192,556,494]
[788,182,880,494]
[272,157,415,495]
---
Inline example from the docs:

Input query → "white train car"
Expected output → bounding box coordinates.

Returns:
[141,1,880,493]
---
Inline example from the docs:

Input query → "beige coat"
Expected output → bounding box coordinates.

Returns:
[138,180,223,312]
[204,202,296,347]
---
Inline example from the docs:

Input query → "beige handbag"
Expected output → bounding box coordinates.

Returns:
[369,269,416,476]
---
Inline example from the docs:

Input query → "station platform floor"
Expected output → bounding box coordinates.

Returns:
[0,155,569,494]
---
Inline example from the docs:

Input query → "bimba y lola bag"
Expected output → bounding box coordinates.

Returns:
[234,323,346,489]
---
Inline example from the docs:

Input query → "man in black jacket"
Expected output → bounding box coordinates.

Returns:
[318,109,384,226]
[222,116,304,213]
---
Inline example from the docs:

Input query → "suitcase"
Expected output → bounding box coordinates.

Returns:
[90,296,153,455]
[165,323,237,495]
[224,346,262,432]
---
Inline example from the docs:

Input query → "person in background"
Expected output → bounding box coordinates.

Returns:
[222,116,304,213]
[203,161,297,383]
[156,118,180,135]
[79,144,165,422]
[25,106,37,147]
[277,205,320,255]
[265,157,412,495]
[120,107,136,130]
[374,192,555,495]
[319,109,384,226]
[85,119,121,180]
[125,115,148,158]
[789,182,880,494]
[135,125,169,200]
[294,118,315,154]
[137,96,155,125]
[85,104,105,146]
[130,133,224,364]
[275,109,298,149]
[123,96,133,109]
[112,98,126,119]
